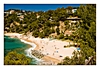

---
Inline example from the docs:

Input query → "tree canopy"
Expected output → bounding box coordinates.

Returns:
[4,51,31,65]
[4,4,96,65]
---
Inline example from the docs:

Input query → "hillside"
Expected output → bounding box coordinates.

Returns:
[4,4,96,65]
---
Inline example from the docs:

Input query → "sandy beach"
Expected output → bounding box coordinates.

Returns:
[4,33,77,65]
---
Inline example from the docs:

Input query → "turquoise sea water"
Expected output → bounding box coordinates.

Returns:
[4,36,28,55]
[4,36,38,65]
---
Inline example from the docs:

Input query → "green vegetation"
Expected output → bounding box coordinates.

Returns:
[4,4,96,65]
[58,51,85,65]
[58,4,96,65]
[4,7,68,38]
[4,51,31,65]
[58,50,96,65]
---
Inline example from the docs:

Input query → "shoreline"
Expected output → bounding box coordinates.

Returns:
[4,33,77,65]
[4,33,60,64]
[19,37,61,64]
[4,33,43,62]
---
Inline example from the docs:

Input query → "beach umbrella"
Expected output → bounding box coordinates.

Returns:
[77,47,80,50]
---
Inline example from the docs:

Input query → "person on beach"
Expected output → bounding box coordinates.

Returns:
[53,53,54,55]
[47,53,49,55]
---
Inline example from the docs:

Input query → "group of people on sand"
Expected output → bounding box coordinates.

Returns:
[37,39,64,58]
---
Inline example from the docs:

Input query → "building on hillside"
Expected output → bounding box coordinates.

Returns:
[36,13,40,18]
[4,11,10,17]
[66,16,81,30]
[17,13,22,16]
[4,12,10,14]
[72,9,77,13]
[66,9,77,14]
[10,10,15,14]
[17,15,24,21]
[19,15,24,21]
[66,16,81,23]
[22,10,25,13]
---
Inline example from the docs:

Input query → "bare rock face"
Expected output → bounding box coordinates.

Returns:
[31,50,44,59]
[59,21,65,33]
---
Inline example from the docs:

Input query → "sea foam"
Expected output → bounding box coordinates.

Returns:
[20,39,42,62]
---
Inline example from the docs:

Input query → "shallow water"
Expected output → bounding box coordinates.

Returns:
[4,36,28,55]
[4,36,38,65]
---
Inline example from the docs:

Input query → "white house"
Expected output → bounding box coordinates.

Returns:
[72,9,77,13]
[4,12,10,14]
